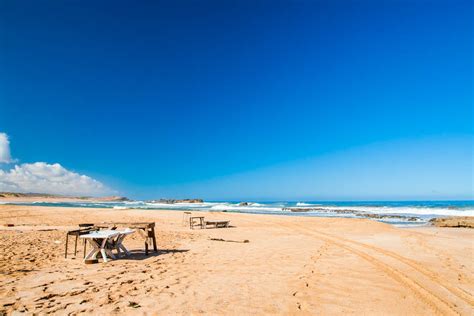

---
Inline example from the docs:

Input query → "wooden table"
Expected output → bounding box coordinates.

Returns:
[65,227,95,258]
[92,222,158,255]
[190,216,205,229]
[80,230,120,263]
[113,229,135,256]
[182,212,192,227]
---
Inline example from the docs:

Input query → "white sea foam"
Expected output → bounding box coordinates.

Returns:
[113,206,129,210]
[123,201,146,205]
[296,202,311,206]
[296,202,322,206]
[138,201,473,217]
[144,202,218,209]
[209,203,282,212]
[4,198,472,223]
[309,206,474,217]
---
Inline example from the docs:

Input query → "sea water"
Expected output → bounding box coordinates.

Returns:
[2,200,473,227]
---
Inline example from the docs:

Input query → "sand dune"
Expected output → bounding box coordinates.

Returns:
[0,205,472,315]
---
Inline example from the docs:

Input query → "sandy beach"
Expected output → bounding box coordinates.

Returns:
[0,205,473,315]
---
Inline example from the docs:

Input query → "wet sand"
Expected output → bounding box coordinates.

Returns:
[0,205,473,315]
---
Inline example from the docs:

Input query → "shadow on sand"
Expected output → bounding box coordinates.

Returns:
[120,248,189,260]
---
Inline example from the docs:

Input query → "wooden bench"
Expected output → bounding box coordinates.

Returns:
[204,220,230,229]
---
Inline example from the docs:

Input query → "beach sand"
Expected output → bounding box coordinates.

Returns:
[0,205,472,315]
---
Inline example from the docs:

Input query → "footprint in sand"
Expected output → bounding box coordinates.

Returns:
[69,288,87,296]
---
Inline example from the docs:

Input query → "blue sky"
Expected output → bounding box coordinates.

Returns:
[0,0,472,200]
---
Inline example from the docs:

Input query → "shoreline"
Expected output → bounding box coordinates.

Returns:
[0,205,473,315]
[1,197,473,228]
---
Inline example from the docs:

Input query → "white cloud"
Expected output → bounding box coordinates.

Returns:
[0,133,13,163]
[0,162,112,196]
[0,133,112,196]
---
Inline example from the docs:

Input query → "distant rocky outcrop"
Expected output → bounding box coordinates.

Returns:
[283,207,319,212]
[429,217,474,228]
[283,207,420,221]
[284,208,310,212]
[148,198,204,204]
[95,196,130,202]
[360,213,419,221]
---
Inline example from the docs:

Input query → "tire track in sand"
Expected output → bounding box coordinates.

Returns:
[321,228,474,307]
[276,222,468,315]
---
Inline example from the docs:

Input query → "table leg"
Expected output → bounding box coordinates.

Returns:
[85,248,98,260]
[74,236,78,256]
[118,243,130,256]
[65,234,69,258]
[99,238,115,262]
[100,249,108,263]
[114,235,129,256]
[151,228,158,252]
[84,239,100,261]
[105,248,116,259]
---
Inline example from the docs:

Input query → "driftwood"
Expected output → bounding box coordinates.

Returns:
[209,238,249,243]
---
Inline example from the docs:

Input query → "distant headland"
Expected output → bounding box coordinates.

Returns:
[0,192,205,204]
[0,192,130,203]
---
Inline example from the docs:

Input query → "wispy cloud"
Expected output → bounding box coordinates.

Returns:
[0,133,14,163]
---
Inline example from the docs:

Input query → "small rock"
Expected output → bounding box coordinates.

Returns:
[128,301,141,308]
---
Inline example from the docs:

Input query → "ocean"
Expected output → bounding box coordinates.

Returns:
[2,200,473,227]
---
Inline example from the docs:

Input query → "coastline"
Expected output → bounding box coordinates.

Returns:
[0,195,128,204]
[1,196,473,228]
[0,205,473,315]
